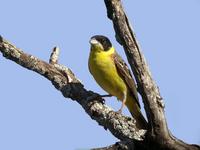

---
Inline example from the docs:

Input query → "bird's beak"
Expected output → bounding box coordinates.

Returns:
[89,38,98,45]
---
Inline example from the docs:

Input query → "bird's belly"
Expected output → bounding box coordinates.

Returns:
[89,57,126,100]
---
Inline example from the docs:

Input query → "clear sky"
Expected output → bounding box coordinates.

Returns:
[0,0,200,149]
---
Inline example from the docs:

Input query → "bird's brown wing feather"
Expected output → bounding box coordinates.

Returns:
[112,52,140,108]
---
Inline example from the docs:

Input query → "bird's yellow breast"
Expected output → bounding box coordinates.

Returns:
[88,47,127,100]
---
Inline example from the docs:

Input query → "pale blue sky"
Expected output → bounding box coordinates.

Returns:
[0,0,199,149]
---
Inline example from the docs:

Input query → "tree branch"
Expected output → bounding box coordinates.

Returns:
[104,0,200,150]
[49,46,60,64]
[1,0,200,149]
[92,141,147,150]
[0,36,145,144]
[91,141,130,150]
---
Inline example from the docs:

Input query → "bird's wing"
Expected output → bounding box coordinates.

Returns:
[113,52,141,108]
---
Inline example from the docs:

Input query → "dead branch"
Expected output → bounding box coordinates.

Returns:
[0,36,145,144]
[0,0,200,149]
[104,0,200,149]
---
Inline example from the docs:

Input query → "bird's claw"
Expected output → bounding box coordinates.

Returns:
[100,94,112,98]
[87,94,105,104]
[116,109,122,114]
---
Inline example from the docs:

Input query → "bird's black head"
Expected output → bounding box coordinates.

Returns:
[90,35,112,51]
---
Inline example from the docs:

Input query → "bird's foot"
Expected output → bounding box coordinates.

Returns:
[100,94,112,98]
[116,108,122,114]
[116,100,125,115]
[87,92,113,104]
[87,94,112,104]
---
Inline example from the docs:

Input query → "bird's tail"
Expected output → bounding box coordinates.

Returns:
[126,95,148,129]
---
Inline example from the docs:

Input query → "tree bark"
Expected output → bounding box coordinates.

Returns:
[0,0,199,149]
[0,36,145,143]
[104,0,200,149]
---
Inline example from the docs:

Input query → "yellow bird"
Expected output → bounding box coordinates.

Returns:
[88,35,147,129]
